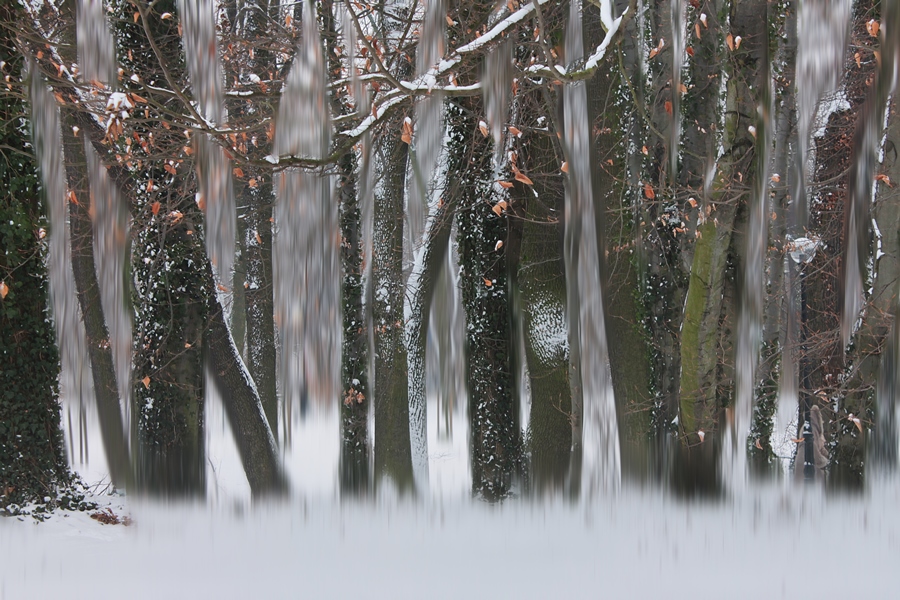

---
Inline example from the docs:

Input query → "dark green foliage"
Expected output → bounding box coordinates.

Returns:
[0,3,69,511]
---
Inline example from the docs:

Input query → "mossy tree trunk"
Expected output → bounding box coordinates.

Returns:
[676,0,765,493]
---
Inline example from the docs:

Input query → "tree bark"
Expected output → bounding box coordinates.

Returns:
[59,104,132,490]
[371,33,414,492]
[205,256,286,496]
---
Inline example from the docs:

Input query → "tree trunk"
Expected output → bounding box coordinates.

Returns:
[586,0,653,481]
[371,49,414,492]
[833,0,897,487]
[223,0,279,433]
[512,86,572,494]
[112,0,206,497]
[205,257,286,496]
[59,104,132,490]
[0,13,70,508]
[44,0,132,491]
[676,0,766,493]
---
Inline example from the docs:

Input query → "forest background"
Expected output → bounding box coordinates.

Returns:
[1,0,898,511]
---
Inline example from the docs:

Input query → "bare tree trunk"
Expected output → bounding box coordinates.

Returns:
[586,0,653,481]
[371,16,414,491]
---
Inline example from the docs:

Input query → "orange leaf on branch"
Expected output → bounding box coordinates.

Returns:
[513,169,533,186]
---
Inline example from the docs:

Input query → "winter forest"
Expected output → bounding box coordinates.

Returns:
[2,0,900,596]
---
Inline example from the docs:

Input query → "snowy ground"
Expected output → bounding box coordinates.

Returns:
[7,383,899,599]
[3,482,900,599]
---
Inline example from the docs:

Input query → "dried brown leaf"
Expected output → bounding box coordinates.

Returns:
[513,171,533,186]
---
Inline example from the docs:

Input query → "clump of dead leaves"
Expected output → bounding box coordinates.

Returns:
[90,508,132,526]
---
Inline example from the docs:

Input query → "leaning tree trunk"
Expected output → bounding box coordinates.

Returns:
[676,0,766,494]
[39,0,133,490]
[833,0,897,487]
[802,0,877,489]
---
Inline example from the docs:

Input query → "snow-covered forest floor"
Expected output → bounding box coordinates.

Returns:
[4,386,898,599]
[3,480,899,599]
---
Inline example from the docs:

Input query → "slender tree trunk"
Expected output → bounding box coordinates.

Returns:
[749,2,797,472]
[223,0,279,432]
[371,31,414,491]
